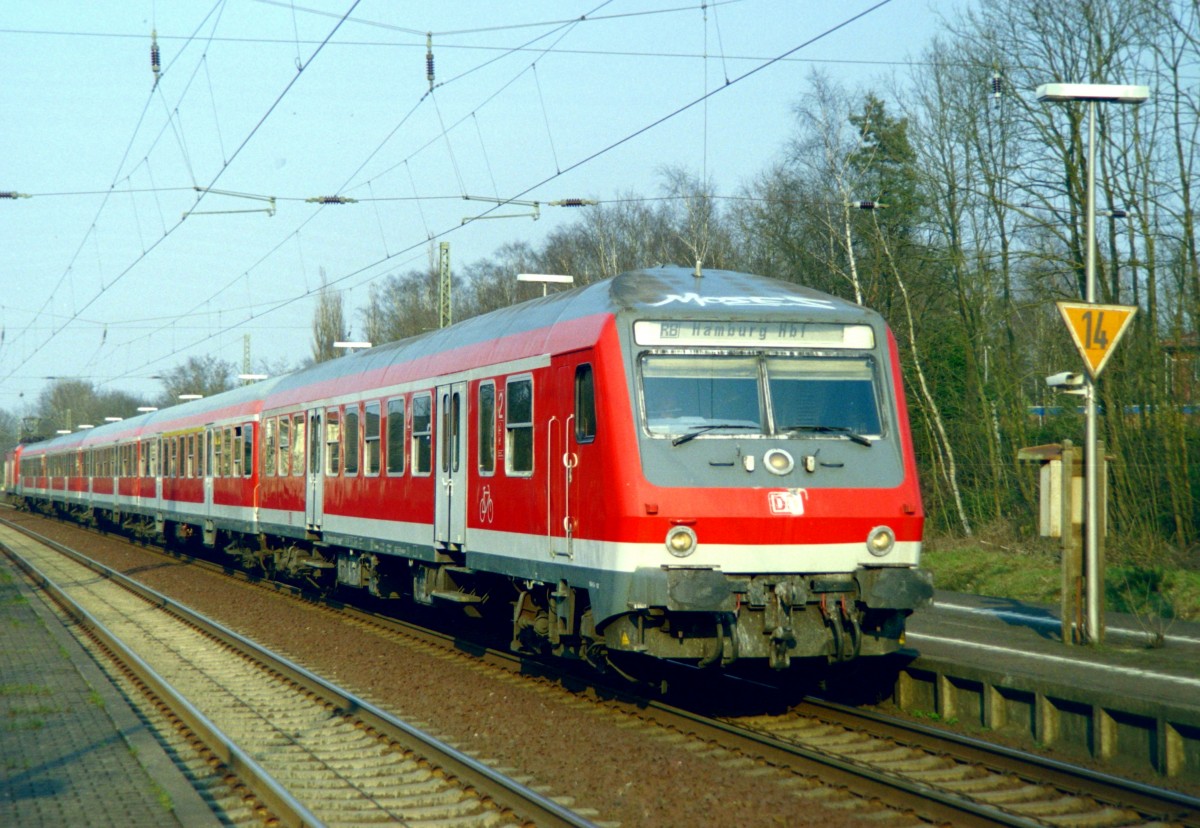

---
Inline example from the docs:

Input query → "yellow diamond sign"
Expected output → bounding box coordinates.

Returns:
[1056,302,1137,379]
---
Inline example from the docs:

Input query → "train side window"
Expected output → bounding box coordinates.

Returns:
[212,430,223,477]
[292,415,306,476]
[505,375,534,476]
[325,408,341,476]
[364,401,380,476]
[344,406,360,476]
[478,382,495,475]
[574,364,596,443]
[412,393,432,476]
[386,398,406,475]
[186,435,196,478]
[440,392,462,474]
[224,427,235,477]
[242,423,253,477]
[278,417,290,475]
[232,427,243,478]
[264,418,277,477]
[309,413,321,475]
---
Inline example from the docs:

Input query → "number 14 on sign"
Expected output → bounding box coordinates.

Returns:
[1056,301,1137,379]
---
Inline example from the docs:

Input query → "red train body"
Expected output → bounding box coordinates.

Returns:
[8,267,931,671]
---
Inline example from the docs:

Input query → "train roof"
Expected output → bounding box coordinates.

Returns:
[18,266,879,453]
[261,265,879,406]
[19,375,287,457]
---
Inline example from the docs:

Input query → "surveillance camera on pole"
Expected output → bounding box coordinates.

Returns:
[1045,371,1085,392]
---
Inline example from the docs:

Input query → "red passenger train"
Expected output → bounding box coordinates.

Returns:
[8,266,932,672]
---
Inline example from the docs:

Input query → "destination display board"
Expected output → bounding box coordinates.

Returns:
[633,320,875,349]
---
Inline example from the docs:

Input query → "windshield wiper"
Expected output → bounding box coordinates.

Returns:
[781,424,874,447]
[671,424,758,446]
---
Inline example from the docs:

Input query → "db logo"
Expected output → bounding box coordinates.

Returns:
[768,489,807,516]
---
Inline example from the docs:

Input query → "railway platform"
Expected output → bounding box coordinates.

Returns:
[909,590,1200,708]
[900,590,1200,785]
[0,553,217,827]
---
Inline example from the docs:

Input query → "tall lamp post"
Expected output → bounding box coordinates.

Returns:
[1037,82,1149,644]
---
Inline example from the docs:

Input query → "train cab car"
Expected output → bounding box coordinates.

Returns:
[585,267,932,669]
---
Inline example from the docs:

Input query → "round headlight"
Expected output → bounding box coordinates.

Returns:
[666,526,697,557]
[867,526,896,557]
[764,448,795,476]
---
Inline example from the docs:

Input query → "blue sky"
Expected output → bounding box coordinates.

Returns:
[0,1,954,414]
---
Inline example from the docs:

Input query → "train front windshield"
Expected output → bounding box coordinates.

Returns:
[641,354,883,439]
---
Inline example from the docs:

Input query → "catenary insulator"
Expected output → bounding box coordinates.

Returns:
[151,29,161,85]
[426,33,434,90]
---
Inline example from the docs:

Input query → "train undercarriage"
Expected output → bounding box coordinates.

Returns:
[218,530,929,673]
[15,497,929,675]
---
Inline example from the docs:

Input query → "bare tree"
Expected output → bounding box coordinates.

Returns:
[311,268,349,364]
[157,356,236,406]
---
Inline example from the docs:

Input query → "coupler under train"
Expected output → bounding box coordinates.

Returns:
[600,566,933,669]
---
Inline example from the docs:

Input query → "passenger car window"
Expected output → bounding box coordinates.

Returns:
[412,393,432,475]
[242,423,253,477]
[386,398,406,475]
[278,417,291,475]
[478,382,495,474]
[292,415,306,476]
[574,364,596,443]
[364,402,380,475]
[264,418,277,477]
[344,406,360,476]
[505,376,533,475]
[325,408,341,475]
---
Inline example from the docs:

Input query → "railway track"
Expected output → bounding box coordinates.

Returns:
[730,698,1200,826]
[0,519,592,828]
[5,511,1199,826]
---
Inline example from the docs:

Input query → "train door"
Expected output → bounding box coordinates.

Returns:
[152,437,162,508]
[305,408,324,530]
[435,382,466,549]
[203,428,215,519]
[548,365,571,559]
[548,362,588,560]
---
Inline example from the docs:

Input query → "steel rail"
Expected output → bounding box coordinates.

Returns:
[801,695,1200,824]
[0,517,595,828]
[1,537,321,828]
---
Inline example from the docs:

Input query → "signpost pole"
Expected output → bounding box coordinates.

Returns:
[1039,81,1149,645]
[1082,99,1103,644]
